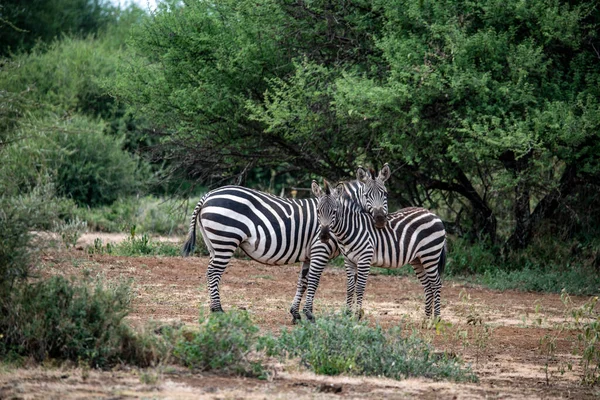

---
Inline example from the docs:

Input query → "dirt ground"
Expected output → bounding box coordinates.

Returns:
[1,234,599,399]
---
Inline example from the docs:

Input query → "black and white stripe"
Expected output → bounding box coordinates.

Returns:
[182,167,390,322]
[307,180,447,319]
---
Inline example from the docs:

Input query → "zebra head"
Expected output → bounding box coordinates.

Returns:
[356,163,391,229]
[312,179,340,244]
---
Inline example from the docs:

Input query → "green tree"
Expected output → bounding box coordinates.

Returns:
[115,0,600,251]
[0,0,119,56]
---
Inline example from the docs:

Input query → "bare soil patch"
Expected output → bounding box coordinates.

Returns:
[2,233,599,399]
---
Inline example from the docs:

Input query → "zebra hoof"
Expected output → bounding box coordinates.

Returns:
[290,309,302,324]
[357,309,365,321]
[211,307,225,313]
[303,310,315,323]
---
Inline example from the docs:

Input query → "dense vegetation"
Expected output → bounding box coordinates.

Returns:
[113,0,600,254]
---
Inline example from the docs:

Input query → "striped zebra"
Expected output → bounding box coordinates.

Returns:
[306,180,446,319]
[181,165,391,322]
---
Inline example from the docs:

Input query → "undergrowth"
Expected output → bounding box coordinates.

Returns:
[0,275,166,368]
[173,311,267,378]
[261,312,477,382]
[76,196,188,235]
[86,228,180,257]
[447,237,600,296]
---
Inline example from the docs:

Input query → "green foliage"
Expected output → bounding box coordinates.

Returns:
[95,233,180,257]
[0,36,122,119]
[447,236,600,295]
[0,181,75,296]
[0,275,163,368]
[446,237,498,276]
[118,0,600,248]
[0,0,120,56]
[174,310,265,377]
[111,0,295,182]
[53,217,88,249]
[78,196,187,235]
[478,267,600,296]
[1,114,147,206]
[265,312,476,382]
[77,197,140,233]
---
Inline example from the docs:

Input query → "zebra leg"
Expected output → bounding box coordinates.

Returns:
[354,258,372,320]
[206,250,234,313]
[422,258,443,319]
[302,249,330,322]
[344,259,357,315]
[289,260,310,324]
[432,267,443,318]
[411,261,434,318]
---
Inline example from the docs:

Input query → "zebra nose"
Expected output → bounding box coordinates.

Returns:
[319,227,331,243]
[373,208,386,229]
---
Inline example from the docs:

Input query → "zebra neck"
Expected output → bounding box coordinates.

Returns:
[331,198,372,246]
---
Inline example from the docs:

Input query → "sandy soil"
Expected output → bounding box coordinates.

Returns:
[1,233,599,399]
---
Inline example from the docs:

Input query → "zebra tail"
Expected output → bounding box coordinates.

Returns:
[438,242,447,277]
[182,195,206,257]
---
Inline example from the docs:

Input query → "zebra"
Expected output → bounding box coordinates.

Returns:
[307,179,447,319]
[181,164,391,322]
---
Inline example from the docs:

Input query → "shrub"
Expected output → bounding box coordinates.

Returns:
[1,115,148,207]
[0,275,164,368]
[446,237,498,276]
[0,181,75,296]
[174,310,265,377]
[265,312,476,382]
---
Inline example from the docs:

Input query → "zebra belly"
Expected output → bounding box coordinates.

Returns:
[239,240,309,265]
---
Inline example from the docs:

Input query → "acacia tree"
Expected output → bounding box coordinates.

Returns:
[115,0,600,250]
[253,0,600,247]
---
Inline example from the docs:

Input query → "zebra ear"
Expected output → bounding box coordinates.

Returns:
[378,163,391,182]
[312,180,323,198]
[323,179,331,195]
[357,166,369,182]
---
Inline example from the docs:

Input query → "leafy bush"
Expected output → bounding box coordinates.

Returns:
[1,115,147,206]
[265,312,476,382]
[0,275,164,368]
[174,311,265,377]
[0,36,122,120]
[0,181,75,295]
[446,238,498,276]
[0,0,121,57]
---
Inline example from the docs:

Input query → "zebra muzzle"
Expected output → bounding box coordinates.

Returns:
[373,211,387,229]
[319,227,331,243]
